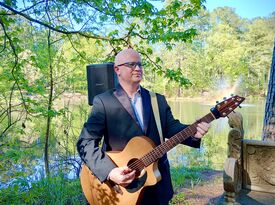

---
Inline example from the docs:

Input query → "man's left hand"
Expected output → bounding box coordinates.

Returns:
[194,122,210,139]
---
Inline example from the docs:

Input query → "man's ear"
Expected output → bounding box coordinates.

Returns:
[114,66,120,76]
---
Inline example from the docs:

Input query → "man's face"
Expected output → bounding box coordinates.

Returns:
[115,50,143,86]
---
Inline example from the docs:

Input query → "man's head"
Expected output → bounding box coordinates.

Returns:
[114,49,143,87]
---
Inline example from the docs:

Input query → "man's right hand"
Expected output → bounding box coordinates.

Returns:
[108,167,136,187]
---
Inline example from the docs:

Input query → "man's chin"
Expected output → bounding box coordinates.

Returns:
[133,76,142,82]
